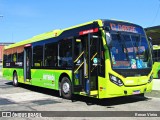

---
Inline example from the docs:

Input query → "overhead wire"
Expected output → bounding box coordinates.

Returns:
[151,0,160,25]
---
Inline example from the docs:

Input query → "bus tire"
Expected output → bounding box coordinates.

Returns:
[60,77,72,99]
[13,72,18,87]
[158,71,160,79]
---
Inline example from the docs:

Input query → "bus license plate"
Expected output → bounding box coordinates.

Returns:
[133,90,140,95]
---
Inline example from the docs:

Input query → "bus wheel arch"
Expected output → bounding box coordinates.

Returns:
[13,70,18,87]
[59,73,72,99]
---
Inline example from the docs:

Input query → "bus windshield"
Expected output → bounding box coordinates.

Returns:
[109,33,152,69]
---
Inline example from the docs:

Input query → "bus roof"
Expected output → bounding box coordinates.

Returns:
[5,19,140,50]
[5,20,101,49]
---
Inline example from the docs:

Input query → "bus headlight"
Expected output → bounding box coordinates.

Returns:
[148,74,153,83]
[109,74,123,86]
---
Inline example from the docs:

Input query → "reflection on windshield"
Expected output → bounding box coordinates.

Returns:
[109,34,151,69]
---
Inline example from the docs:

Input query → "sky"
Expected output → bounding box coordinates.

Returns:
[0,0,160,43]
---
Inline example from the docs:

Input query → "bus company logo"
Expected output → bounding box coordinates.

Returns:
[43,74,55,81]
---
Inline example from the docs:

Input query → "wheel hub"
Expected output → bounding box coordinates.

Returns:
[62,82,70,93]
[14,76,17,84]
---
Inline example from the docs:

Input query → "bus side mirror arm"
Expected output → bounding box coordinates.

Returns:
[102,26,110,32]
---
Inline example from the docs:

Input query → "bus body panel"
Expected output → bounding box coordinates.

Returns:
[98,72,152,98]
[3,68,24,82]
[31,69,72,90]
[152,62,160,78]
[3,68,72,90]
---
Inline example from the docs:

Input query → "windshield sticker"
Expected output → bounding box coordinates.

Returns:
[93,58,98,66]
[131,59,137,69]
[136,59,143,68]
[111,55,116,64]
[43,74,55,81]
[93,58,98,64]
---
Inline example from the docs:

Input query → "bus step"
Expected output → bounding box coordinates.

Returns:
[90,90,98,96]
[25,79,31,84]
[80,90,98,97]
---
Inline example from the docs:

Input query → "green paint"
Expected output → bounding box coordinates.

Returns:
[31,69,72,90]
[152,62,160,78]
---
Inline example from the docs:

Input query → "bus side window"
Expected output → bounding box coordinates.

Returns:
[153,50,157,62]
[33,44,43,67]
[44,42,58,67]
[59,39,72,67]
[158,49,160,62]
[3,51,8,67]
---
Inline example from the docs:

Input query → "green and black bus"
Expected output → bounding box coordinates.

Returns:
[3,19,153,99]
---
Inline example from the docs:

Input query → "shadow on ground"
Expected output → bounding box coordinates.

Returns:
[72,94,150,107]
[4,81,151,107]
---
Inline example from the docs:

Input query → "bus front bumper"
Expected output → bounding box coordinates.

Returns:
[98,81,153,99]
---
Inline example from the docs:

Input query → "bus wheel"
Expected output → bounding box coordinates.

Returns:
[13,72,18,87]
[60,77,72,99]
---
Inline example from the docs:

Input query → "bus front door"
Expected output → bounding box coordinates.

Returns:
[24,46,31,82]
[72,34,99,96]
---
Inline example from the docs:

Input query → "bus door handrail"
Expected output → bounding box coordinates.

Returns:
[74,62,84,73]
[74,51,84,63]
[91,52,97,60]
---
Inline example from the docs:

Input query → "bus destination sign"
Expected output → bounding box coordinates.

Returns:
[110,23,138,33]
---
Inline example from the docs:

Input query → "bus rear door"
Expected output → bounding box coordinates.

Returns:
[24,45,32,82]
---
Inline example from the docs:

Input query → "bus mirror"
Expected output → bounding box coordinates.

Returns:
[103,26,110,32]
[106,32,112,46]
[148,37,152,43]
[148,37,153,47]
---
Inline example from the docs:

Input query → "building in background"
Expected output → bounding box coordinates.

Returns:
[145,25,160,45]
[0,42,14,63]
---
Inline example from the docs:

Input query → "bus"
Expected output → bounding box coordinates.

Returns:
[152,45,160,78]
[2,19,153,99]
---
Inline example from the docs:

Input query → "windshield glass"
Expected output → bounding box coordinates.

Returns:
[109,33,152,69]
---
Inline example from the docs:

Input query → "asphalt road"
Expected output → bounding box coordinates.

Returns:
[0,75,160,120]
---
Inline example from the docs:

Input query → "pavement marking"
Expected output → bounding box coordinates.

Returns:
[0,92,62,103]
